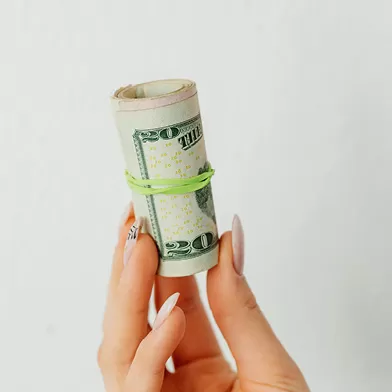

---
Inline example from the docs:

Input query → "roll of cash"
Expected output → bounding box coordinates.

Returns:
[111,79,218,277]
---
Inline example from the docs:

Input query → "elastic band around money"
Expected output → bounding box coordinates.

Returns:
[125,167,215,195]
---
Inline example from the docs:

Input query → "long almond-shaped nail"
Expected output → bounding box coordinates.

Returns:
[123,217,143,265]
[118,201,134,235]
[232,214,245,275]
[153,292,180,330]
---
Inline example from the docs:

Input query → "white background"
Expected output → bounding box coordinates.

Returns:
[1,1,391,391]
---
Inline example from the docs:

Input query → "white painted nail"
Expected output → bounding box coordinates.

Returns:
[232,214,245,275]
[123,217,143,265]
[152,293,180,330]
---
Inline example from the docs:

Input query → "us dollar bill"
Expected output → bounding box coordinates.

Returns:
[111,80,219,276]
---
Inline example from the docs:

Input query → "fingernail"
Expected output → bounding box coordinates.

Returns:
[153,292,180,330]
[118,201,134,235]
[232,214,245,275]
[123,217,143,265]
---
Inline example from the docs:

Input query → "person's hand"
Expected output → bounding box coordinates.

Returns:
[98,203,310,392]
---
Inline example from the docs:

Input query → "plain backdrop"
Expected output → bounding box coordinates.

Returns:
[1,1,391,391]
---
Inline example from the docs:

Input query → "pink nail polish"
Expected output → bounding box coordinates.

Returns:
[232,214,245,275]
[118,201,134,235]
[153,292,180,330]
[123,217,143,265]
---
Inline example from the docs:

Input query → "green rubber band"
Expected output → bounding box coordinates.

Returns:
[125,166,215,195]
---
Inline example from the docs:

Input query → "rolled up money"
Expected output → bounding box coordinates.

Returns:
[111,79,218,277]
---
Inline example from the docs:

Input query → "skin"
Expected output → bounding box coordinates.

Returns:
[98,207,310,392]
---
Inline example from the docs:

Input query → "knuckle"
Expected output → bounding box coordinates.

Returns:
[115,290,147,318]
[97,342,129,371]
[178,295,200,315]
[242,291,259,312]
[266,369,308,392]
[97,344,108,369]
[125,301,148,320]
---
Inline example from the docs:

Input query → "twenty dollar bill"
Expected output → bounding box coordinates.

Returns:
[111,79,218,276]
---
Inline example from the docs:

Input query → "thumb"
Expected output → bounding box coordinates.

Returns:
[207,215,299,383]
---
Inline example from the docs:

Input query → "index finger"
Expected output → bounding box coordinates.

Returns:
[155,275,224,369]
[108,202,135,297]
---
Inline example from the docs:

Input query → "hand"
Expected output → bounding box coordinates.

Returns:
[98,203,310,392]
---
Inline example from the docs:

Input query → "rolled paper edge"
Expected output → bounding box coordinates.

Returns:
[111,79,198,111]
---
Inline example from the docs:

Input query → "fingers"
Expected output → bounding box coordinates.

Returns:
[103,202,135,334]
[108,201,135,298]
[100,219,158,376]
[125,293,186,392]
[155,275,223,368]
[207,216,298,382]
